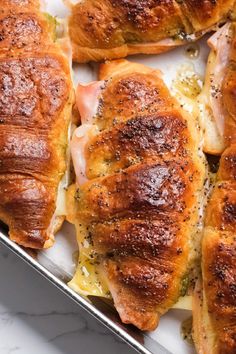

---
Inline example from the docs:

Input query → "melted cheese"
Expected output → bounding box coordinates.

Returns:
[68,222,110,298]
[54,16,74,218]
[173,296,192,311]
[43,17,74,248]
[173,63,203,99]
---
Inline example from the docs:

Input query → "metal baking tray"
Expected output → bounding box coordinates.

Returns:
[0,218,196,354]
[0,223,169,354]
[0,1,211,353]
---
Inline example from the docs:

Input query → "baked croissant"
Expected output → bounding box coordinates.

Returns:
[67,59,206,331]
[193,24,236,354]
[68,0,236,63]
[0,0,73,248]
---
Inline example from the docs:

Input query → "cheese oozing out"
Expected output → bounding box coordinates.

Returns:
[68,76,200,309]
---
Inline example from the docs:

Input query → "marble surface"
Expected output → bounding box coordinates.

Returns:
[0,244,135,354]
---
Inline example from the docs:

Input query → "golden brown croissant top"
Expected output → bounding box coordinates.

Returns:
[67,60,206,331]
[1,0,39,8]
[0,0,73,248]
[69,0,236,62]
[0,0,59,54]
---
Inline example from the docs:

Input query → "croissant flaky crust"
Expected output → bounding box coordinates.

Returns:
[69,0,236,62]
[67,60,206,330]
[0,1,73,248]
[193,24,236,354]
[197,153,236,354]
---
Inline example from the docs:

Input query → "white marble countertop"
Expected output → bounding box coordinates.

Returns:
[0,244,135,354]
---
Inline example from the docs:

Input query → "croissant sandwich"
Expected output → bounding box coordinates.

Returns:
[67,59,206,331]
[193,23,236,354]
[68,0,236,63]
[0,0,73,249]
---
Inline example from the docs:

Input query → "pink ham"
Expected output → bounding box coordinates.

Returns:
[207,23,231,135]
[71,81,103,185]
[76,81,104,124]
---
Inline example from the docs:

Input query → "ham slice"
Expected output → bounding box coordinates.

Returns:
[71,124,98,186]
[71,81,103,185]
[207,23,232,135]
[76,81,104,124]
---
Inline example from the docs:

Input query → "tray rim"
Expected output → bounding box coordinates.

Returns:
[0,230,171,354]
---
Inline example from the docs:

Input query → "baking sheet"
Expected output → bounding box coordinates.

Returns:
[2,1,212,353]
[40,222,196,354]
